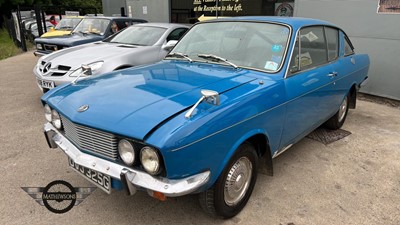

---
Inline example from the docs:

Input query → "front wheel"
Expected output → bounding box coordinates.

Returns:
[325,94,349,130]
[199,142,258,218]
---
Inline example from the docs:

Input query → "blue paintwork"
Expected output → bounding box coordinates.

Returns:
[42,17,370,192]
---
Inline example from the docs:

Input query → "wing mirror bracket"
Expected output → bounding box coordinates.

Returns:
[185,89,220,119]
[72,64,92,84]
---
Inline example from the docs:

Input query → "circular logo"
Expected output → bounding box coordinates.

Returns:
[77,105,89,112]
[42,62,52,76]
[42,180,76,214]
[275,3,294,17]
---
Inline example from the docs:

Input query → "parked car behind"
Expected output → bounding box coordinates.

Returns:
[34,23,188,93]
[40,16,83,38]
[34,17,147,56]
[28,22,55,42]
[42,17,369,218]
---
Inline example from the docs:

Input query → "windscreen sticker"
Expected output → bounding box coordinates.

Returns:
[280,28,289,35]
[271,44,283,53]
[271,55,283,64]
[264,61,279,71]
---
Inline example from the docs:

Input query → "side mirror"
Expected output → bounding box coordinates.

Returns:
[201,89,220,106]
[185,89,220,119]
[162,40,178,51]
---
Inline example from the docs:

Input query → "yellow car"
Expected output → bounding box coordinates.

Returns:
[41,16,83,38]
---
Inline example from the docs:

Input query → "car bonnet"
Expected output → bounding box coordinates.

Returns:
[42,61,256,140]
[42,42,147,70]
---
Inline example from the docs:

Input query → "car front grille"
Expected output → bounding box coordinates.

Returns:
[44,44,63,52]
[61,115,119,160]
[39,61,71,77]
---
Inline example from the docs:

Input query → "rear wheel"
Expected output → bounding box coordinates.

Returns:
[199,142,258,218]
[325,94,349,130]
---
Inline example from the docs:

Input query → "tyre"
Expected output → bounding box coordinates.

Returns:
[199,142,258,218]
[325,94,349,130]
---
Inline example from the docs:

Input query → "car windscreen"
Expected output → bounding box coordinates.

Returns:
[106,26,167,46]
[170,21,290,72]
[55,18,82,30]
[72,18,109,35]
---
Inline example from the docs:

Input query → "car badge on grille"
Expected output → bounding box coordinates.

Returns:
[77,105,89,112]
[42,62,52,76]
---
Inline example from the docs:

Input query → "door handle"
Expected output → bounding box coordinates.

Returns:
[327,72,338,78]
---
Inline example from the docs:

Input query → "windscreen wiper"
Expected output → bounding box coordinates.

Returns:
[166,52,193,62]
[87,31,101,35]
[197,54,238,69]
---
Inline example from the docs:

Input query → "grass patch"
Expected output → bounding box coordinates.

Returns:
[0,27,23,60]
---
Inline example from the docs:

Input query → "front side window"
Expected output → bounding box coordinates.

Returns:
[298,26,328,70]
[166,28,188,41]
[73,18,110,35]
[170,22,291,72]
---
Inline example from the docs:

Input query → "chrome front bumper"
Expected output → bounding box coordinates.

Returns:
[44,122,210,197]
[34,51,47,57]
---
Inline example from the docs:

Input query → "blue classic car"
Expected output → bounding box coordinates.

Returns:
[42,17,369,218]
[34,17,147,56]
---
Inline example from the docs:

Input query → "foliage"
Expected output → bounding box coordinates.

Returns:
[0,28,22,60]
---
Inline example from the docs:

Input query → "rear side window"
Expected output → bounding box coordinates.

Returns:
[344,36,354,56]
[325,27,339,61]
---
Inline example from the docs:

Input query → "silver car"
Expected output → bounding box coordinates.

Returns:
[33,23,189,92]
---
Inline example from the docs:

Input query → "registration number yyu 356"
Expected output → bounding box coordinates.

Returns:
[68,158,111,193]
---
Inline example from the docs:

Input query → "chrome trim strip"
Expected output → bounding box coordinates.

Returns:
[33,51,46,57]
[44,122,210,197]
[272,144,293,158]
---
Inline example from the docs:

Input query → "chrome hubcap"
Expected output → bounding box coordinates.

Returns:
[224,157,252,206]
[338,96,348,122]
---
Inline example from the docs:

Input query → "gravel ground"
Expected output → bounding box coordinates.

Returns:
[0,52,399,225]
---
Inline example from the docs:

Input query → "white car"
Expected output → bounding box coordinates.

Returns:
[34,23,189,93]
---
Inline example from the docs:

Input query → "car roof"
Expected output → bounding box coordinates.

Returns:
[134,23,190,29]
[206,16,338,30]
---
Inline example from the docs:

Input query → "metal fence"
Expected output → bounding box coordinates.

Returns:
[4,5,99,53]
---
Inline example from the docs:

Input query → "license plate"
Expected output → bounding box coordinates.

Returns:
[68,158,111,193]
[38,79,55,89]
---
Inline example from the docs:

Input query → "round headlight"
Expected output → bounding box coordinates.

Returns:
[140,147,160,175]
[44,104,52,122]
[51,110,62,129]
[118,139,135,166]
[36,43,43,50]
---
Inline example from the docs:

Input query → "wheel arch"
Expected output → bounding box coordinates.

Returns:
[215,130,273,180]
[348,83,357,109]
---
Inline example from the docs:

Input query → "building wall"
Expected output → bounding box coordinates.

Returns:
[126,0,170,22]
[294,0,400,100]
[102,0,126,16]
